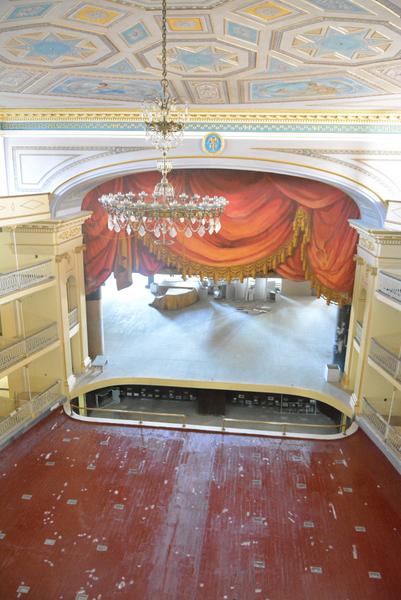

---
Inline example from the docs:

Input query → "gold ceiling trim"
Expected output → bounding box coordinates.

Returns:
[2,108,401,124]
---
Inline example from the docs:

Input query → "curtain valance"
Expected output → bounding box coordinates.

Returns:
[82,169,359,305]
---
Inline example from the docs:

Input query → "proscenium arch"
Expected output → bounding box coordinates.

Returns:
[51,155,386,227]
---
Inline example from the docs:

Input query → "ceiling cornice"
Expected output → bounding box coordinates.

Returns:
[1,108,401,123]
[2,109,401,134]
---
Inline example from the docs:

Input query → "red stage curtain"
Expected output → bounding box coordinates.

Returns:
[82,169,359,304]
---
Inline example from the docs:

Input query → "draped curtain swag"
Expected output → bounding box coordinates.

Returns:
[82,169,359,305]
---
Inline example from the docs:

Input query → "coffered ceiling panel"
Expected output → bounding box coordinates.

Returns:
[1,0,401,107]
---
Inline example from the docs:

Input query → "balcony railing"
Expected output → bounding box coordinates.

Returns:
[0,381,63,440]
[0,402,32,439]
[378,271,401,305]
[362,398,401,460]
[369,338,401,383]
[68,307,79,330]
[0,260,53,298]
[355,320,362,345]
[0,323,59,373]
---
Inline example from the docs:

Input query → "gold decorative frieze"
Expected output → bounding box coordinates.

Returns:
[1,108,401,125]
[359,238,376,252]
[57,226,82,242]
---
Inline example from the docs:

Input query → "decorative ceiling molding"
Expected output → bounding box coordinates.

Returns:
[251,146,399,191]
[2,108,401,134]
[0,0,401,107]
[2,108,401,123]
[10,144,150,192]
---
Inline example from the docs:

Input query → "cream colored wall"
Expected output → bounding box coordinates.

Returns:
[344,225,401,447]
[362,363,395,417]
[370,300,401,340]
[28,349,64,392]
[0,231,18,272]
[20,287,57,333]
[0,210,91,445]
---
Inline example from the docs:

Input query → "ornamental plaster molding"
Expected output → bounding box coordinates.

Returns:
[11,145,149,191]
[57,226,82,242]
[252,147,394,189]
[2,109,401,125]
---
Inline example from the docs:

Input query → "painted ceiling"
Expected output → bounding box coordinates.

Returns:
[1,0,401,108]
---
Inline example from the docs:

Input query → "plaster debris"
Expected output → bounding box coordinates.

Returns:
[44,559,54,567]
[329,503,337,520]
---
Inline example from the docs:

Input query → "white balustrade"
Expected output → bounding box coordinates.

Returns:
[363,398,401,460]
[355,321,362,344]
[378,271,401,304]
[31,381,62,414]
[68,307,79,329]
[0,402,32,438]
[0,260,53,298]
[25,323,58,356]
[0,382,63,441]
[0,323,58,374]
[369,338,401,382]
[0,339,26,371]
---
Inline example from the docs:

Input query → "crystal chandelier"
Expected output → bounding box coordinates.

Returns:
[99,0,228,244]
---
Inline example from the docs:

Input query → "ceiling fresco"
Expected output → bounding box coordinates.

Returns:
[1,0,401,107]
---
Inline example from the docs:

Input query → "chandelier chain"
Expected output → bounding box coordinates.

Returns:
[161,0,168,98]
[98,0,228,244]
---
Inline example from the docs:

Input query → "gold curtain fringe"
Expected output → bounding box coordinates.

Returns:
[139,206,351,305]
[141,207,309,283]
[303,261,351,307]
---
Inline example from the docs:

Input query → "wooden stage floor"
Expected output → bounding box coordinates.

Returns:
[0,411,400,600]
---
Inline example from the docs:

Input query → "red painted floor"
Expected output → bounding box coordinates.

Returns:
[0,411,400,600]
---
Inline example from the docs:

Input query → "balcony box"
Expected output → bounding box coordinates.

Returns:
[325,363,341,383]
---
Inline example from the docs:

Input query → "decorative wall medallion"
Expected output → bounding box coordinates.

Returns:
[202,132,224,154]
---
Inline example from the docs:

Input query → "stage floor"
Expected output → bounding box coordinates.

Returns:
[0,410,400,599]
[96,276,349,407]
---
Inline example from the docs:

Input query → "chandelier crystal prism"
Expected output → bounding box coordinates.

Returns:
[99,0,228,244]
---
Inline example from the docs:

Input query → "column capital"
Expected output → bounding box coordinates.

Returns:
[55,252,71,264]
